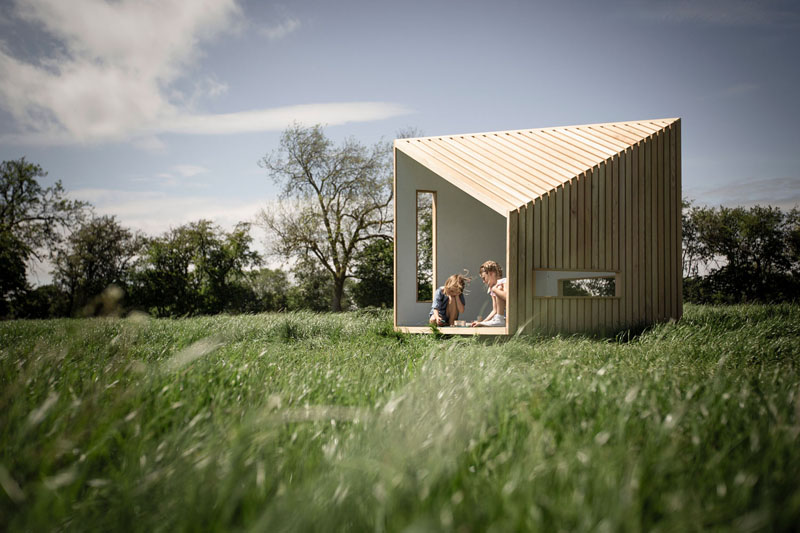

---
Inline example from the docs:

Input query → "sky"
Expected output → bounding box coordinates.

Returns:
[1,0,799,281]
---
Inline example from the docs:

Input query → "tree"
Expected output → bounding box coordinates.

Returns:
[258,124,392,311]
[351,238,393,308]
[246,267,290,312]
[682,201,800,303]
[286,253,337,311]
[1,158,88,315]
[52,215,143,315]
[132,220,261,316]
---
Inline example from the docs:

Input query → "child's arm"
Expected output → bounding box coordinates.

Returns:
[493,283,507,302]
[456,294,465,315]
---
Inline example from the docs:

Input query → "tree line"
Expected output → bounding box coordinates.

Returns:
[1,125,394,319]
[3,125,799,319]
[682,200,800,303]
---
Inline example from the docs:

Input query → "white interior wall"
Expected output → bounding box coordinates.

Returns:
[395,151,506,325]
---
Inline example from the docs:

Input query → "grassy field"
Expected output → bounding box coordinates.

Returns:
[1,304,799,532]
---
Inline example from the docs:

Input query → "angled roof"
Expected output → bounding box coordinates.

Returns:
[394,118,679,215]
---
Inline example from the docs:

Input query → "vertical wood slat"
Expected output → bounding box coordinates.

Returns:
[643,137,652,322]
[586,170,593,271]
[590,168,598,269]
[556,186,563,270]
[612,154,620,328]
[638,140,646,324]
[650,133,659,322]
[533,198,541,269]
[526,201,534,330]
[563,182,571,273]
[518,204,528,333]
[548,191,556,270]
[662,126,671,321]
[570,178,578,270]
[577,173,585,269]
[657,130,665,321]
[676,119,683,317]
[606,158,613,271]
[532,198,541,331]
[541,195,549,269]
[507,209,519,334]
[624,147,633,326]
[607,156,615,328]
[592,162,609,270]
[669,124,683,320]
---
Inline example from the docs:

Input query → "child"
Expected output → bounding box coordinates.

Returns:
[429,273,469,327]
[471,260,506,327]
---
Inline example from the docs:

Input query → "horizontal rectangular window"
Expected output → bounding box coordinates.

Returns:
[534,270,619,298]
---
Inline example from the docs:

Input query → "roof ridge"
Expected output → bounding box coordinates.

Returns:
[394,118,679,143]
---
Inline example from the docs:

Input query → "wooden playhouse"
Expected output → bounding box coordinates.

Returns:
[393,118,682,335]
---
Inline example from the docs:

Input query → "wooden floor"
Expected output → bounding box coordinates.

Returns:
[396,326,508,336]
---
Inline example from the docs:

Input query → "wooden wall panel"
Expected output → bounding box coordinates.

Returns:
[524,121,680,335]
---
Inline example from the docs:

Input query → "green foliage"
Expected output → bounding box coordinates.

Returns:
[132,220,261,316]
[416,192,433,301]
[351,238,393,308]
[286,254,337,311]
[0,158,88,315]
[245,268,290,312]
[683,200,800,303]
[1,304,799,531]
[0,231,27,316]
[258,124,393,311]
[52,215,144,315]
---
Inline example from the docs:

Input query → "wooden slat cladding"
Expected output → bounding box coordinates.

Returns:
[512,119,682,334]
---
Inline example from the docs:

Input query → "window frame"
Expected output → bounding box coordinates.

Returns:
[533,269,621,299]
[415,190,437,303]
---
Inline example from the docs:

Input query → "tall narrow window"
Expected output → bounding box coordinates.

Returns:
[416,191,435,301]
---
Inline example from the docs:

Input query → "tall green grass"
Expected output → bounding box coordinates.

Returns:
[1,305,799,531]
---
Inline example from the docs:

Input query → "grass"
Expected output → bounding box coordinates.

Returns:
[1,304,799,532]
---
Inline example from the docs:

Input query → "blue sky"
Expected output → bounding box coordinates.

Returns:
[1,0,799,268]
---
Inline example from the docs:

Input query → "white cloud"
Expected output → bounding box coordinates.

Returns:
[261,16,301,41]
[70,188,264,235]
[160,102,414,135]
[173,165,210,178]
[0,0,410,147]
[0,0,240,144]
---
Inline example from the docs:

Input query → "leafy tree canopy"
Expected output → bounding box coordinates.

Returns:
[258,124,392,311]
